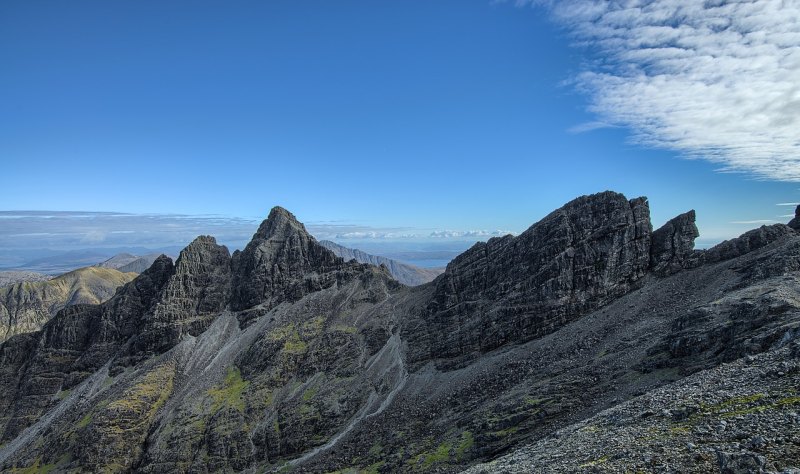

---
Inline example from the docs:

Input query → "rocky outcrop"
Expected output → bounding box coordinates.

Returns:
[0,266,137,343]
[404,191,653,368]
[650,210,700,275]
[319,240,444,286]
[230,207,368,312]
[126,236,231,360]
[702,224,794,264]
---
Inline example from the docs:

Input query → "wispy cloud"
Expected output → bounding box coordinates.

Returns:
[777,202,800,206]
[520,0,800,181]
[730,219,778,225]
[429,230,514,238]
[567,121,618,134]
[0,210,261,250]
[0,211,521,253]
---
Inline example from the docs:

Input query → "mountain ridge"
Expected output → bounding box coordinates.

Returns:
[0,266,137,344]
[0,193,798,473]
[318,240,444,286]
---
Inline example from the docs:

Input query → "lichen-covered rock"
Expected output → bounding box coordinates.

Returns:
[650,210,700,276]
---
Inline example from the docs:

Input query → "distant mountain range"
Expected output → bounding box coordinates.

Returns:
[319,240,443,286]
[0,271,51,288]
[0,252,161,343]
[95,253,162,274]
[0,266,137,343]
[0,246,182,275]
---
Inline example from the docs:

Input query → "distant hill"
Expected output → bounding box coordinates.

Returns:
[2,246,182,275]
[94,253,140,269]
[319,240,443,285]
[0,267,136,343]
[96,253,162,274]
[0,271,51,288]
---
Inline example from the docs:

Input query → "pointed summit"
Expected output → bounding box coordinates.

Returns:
[254,206,310,240]
[229,206,348,311]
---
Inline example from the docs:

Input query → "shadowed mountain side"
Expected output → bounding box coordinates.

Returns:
[0,196,798,473]
[319,240,444,286]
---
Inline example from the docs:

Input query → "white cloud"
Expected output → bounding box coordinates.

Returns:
[429,230,514,238]
[730,219,778,224]
[523,0,800,181]
[332,231,420,240]
[776,202,800,206]
[567,121,618,134]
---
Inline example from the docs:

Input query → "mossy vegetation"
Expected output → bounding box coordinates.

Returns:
[579,455,609,468]
[302,385,318,402]
[269,323,310,355]
[455,431,474,460]
[77,412,93,429]
[208,366,250,412]
[9,459,56,474]
[405,431,474,471]
[331,325,358,334]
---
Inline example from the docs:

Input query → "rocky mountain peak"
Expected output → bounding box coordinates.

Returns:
[126,235,232,360]
[229,207,352,311]
[404,191,654,368]
[254,206,310,241]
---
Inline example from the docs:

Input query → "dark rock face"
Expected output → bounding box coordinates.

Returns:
[787,205,800,230]
[650,210,700,275]
[127,236,231,360]
[0,256,175,442]
[230,207,358,312]
[404,192,653,368]
[703,224,794,263]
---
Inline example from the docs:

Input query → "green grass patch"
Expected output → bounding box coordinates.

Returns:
[579,455,609,468]
[77,412,93,429]
[9,456,58,474]
[332,325,358,334]
[208,366,250,412]
[302,385,318,402]
[455,431,474,460]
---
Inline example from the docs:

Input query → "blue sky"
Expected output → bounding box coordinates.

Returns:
[1,0,799,256]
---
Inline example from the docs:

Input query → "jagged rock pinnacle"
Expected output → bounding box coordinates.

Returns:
[650,210,700,276]
[788,205,800,230]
